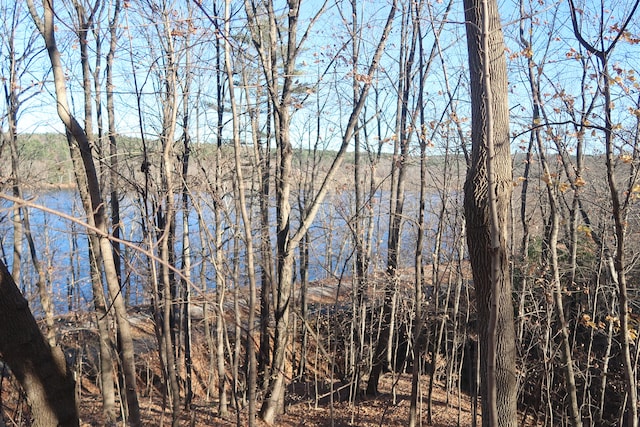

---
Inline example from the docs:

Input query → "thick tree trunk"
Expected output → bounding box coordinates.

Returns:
[463,0,518,425]
[0,260,79,427]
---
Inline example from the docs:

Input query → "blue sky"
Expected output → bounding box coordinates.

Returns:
[2,0,639,158]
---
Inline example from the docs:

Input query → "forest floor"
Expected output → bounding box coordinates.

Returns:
[1,274,545,426]
[67,289,489,427]
[77,372,480,426]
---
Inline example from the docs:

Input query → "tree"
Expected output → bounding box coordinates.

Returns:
[463,0,517,425]
[0,259,79,427]
[242,0,397,421]
[26,1,141,424]
[222,1,258,421]
[516,6,581,423]
[101,0,122,421]
[567,1,640,425]
[366,0,414,395]
[1,0,56,347]
[143,3,183,422]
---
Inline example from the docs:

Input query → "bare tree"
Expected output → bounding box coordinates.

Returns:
[101,0,121,421]
[516,7,582,422]
[568,1,640,424]
[241,0,397,421]
[0,1,57,347]
[409,1,427,421]
[463,0,517,425]
[26,1,141,424]
[366,0,414,396]
[222,2,258,422]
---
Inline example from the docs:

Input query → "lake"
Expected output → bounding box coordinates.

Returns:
[0,189,457,314]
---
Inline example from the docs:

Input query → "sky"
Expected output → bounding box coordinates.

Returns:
[2,0,639,157]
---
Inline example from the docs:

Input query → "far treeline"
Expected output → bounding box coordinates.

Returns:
[0,0,639,426]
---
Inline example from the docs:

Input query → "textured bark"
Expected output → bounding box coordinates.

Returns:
[0,260,79,427]
[463,0,518,425]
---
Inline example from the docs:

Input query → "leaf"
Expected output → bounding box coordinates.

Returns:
[577,224,592,238]
[580,314,597,329]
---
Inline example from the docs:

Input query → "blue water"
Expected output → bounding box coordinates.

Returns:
[0,189,459,315]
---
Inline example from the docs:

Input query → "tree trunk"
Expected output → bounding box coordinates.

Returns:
[6,79,56,347]
[260,252,295,423]
[368,2,412,395]
[539,151,583,426]
[0,260,79,427]
[212,3,229,413]
[223,2,258,422]
[102,3,121,421]
[27,2,141,424]
[155,8,182,424]
[88,235,118,425]
[180,32,194,414]
[463,0,518,425]
[106,0,123,299]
